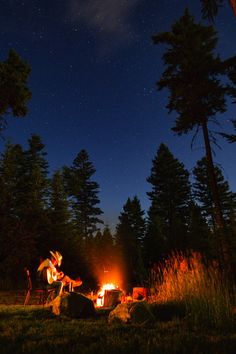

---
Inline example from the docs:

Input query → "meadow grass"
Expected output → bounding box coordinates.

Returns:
[0,304,236,354]
[0,252,236,353]
[148,251,236,330]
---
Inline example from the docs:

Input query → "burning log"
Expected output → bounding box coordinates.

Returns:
[96,282,124,307]
[103,289,122,307]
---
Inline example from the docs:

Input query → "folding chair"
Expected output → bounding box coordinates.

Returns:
[24,268,55,305]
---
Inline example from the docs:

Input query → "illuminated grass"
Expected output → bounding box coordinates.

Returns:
[0,305,236,353]
[148,252,236,329]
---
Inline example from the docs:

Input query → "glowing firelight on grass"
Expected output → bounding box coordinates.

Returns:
[96,283,118,307]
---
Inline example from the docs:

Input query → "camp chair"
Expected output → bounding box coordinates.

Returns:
[24,268,55,306]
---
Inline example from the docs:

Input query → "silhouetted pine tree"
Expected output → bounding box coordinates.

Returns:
[0,142,35,287]
[193,157,236,261]
[145,143,191,263]
[0,142,25,218]
[188,202,212,257]
[193,157,236,228]
[115,196,146,291]
[93,225,114,268]
[200,0,236,21]
[0,49,31,132]
[88,226,116,288]
[48,170,73,258]
[20,134,50,261]
[219,120,236,143]
[63,149,103,239]
[152,9,234,264]
[63,149,103,282]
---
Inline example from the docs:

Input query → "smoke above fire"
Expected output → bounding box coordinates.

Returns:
[92,251,127,292]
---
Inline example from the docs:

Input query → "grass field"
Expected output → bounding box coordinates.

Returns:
[0,295,236,354]
[1,253,236,353]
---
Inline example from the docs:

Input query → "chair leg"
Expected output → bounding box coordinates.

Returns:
[43,291,49,305]
[24,290,31,306]
[39,292,44,305]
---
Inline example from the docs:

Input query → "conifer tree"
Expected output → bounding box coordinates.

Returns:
[115,196,146,290]
[88,225,115,286]
[63,149,103,239]
[48,170,74,259]
[94,225,114,265]
[143,213,167,267]
[0,142,35,286]
[21,134,49,210]
[193,157,236,228]
[63,149,103,281]
[152,9,234,263]
[188,202,212,257]
[145,143,191,262]
[219,120,236,143]
[0,142,25,218]
[0,49,31,132]
[20,134,50,259]
[200,0,236,21]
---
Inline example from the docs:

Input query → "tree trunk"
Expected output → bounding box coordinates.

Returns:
[201,120,230,265]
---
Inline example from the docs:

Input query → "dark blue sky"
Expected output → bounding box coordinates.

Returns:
[0,0,235,230]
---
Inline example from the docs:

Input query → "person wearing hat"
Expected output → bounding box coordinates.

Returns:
[37,250,82,294]
[37,251,64,302]
[51,250,83,290]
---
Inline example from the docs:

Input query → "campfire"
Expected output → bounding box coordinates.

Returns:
[93,264,125,307]
[92,264,148,307]
[96,283,121,307]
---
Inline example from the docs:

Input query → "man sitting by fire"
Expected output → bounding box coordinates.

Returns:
[37,250,83,299]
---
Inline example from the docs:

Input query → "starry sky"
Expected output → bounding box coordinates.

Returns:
[0,0,235,231]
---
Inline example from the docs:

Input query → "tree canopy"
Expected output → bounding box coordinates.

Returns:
[0,49,31,132]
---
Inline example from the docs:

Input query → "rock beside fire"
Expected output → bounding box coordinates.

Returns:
[52,292,96,318]
[108,301,155,325]
[129,301,155,324]
[108,303,131,323]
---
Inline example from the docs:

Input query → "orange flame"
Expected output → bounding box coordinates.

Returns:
[96,283,118,307]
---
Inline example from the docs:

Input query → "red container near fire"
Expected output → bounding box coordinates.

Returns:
[132,287,148,301]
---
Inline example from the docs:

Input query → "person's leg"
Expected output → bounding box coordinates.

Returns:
[47,281,63,297]
[60,275,82,291]
[61,275,72,286]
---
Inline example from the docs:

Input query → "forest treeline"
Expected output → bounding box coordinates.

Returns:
[0,6,236,292]
[0,135,235,291]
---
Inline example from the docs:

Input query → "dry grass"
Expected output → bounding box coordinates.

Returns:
[148,251,236,329]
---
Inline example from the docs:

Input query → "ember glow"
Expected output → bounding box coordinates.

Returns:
[96,283,118,307]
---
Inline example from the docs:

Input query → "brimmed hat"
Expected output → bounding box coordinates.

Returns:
[50,250,62,266]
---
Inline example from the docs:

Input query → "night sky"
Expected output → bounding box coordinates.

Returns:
[0,0,235,230]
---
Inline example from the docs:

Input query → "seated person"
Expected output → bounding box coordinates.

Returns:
[37,250,82,296]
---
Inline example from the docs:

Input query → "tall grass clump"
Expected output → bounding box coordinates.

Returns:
[148,251,235,329]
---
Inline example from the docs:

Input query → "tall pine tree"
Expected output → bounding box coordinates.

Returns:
[20,134,50,262]
[115,196,146,290]
[187,201,212,257]
[0,142,34,287]
[193,157,236,228]
[0,49,31,132]
[64,149,103,239]
[145,143,191,263]
[48,170,73,258]
[152,9,234,264]
[63,149,103,282]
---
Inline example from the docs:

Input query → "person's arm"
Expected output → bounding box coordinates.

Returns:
[56,271,64,280]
